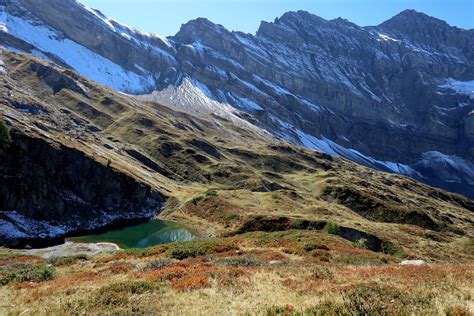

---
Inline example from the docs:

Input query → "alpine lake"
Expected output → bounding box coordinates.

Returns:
[70,219,195,249]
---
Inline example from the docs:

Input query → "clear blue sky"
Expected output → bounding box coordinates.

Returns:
[80,0,474,37]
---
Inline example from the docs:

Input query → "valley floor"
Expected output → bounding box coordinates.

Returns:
[0,231,472,315]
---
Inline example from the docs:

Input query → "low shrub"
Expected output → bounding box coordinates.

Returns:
[95,281,157,308]
[333,253,387,266]
[190,195,204,205]
[341,282,433,315]
[310,266,334,280]
[98,281,155,295]
[382,242,407,258]
[144,258,171,271]
[0,263,55,285]
[323,222,340,235]
[170,275,210,291]
[125,246,168,257]
[47,254,89,266]
[352,238,369,249]
[168,245,206,260]
[205,190,217,197]
[226,213,238,221]
[265,304,295,316]
[303,242,330,252]
[445,306,470,316]
[217,256,263,267]
[304,301,345,315]
[167,239,238,260]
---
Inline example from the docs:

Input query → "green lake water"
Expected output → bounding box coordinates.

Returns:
[70,220,195,249]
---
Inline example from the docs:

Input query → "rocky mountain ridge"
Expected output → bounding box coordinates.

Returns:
[0,0,473,197]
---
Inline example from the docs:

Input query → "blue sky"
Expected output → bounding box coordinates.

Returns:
[81,0,474,36]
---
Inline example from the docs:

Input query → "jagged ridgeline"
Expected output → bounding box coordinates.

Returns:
[0,50,472,262]
[1,0,473,199]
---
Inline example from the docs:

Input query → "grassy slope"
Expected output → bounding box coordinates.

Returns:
[0,50,473,314]
[0,236,472,314]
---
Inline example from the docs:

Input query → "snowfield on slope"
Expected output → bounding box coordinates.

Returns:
[138,78,268,136]
[0,10,155,93]
[439,78,474,99]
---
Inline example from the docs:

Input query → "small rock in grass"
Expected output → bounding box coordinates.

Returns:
[400,259,427,266]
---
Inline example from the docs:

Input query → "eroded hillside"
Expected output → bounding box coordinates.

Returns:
[0,49,472,263]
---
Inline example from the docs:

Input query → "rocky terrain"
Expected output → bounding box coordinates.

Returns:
[0,9,473,313]
[1,0,473,198]
[0,49,473,257]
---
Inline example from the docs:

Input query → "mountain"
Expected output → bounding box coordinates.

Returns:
[1,1,474,198]
[0,3,474,314]
[1,47,473,254]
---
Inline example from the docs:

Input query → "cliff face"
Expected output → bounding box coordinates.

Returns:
[170,10,474,197]
[0,132,165,248]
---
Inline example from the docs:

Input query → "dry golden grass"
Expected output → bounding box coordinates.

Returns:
[1,242,472,315]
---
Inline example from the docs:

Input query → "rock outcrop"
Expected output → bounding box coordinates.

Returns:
[0,131,165,248]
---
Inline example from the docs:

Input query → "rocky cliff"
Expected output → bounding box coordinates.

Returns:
[0,0,473,199]
[0,132,165,248]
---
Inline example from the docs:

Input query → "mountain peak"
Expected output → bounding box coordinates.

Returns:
[174,17,228,43]
[380,9,450,30]
[275,10,327,27]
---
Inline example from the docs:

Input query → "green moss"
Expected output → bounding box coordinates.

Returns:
[226,213,238,221]
[167,239,238,260]
[0,119,12,150]
[382,242,407,258]
[323,222,340,235]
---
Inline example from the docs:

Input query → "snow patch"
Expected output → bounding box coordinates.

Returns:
[438,78,474,99]
[270,116,422,178]
[138,78,265,134]
[228,94,264,111]
[0,211,66,241]
[377,33,401,43]
[0,10,155,93]
[0,50,6,74]
[80,4,116,31]
[416,151,474,185]
[0,22,7,33]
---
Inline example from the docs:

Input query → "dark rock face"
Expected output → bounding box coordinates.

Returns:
[30,61,87,95]
[1,1,474,197]
[0,132,165,248]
